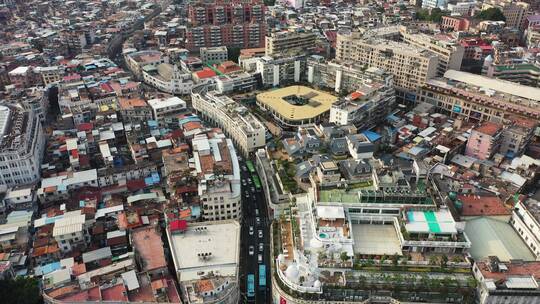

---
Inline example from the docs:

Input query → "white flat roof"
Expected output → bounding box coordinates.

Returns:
[66,138,78,151]
[8,66,29,75]
[316,206,345,220]
[40,169,98,189]
[169,220,240,282]
[5,187,32,200]
[444,70,540,102]
[121,270,140,291]
[418,126,437,138]
[505,276,538,289]
[52,214,85,237]
[95,205,124,219]
[147,96,186,109]
[351,224,402,256]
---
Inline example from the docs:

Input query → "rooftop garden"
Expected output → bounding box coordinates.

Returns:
[276,159,301,194]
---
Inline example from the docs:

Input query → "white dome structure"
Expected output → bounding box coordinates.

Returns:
[285,264,300,281]
[313,280,321,288]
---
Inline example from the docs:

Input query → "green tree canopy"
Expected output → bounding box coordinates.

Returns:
[415,7,449,23]
[477,7,506,22]
[0,277,42,304]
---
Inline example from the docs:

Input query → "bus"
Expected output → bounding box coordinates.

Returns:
[246,160,256,174]
[247,274,255,299]
[252,175,261,190]
[259,264,266,290]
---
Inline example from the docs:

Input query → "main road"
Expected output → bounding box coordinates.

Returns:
[238,159,272,304]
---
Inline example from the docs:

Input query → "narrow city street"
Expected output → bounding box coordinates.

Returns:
[238,160,271,304]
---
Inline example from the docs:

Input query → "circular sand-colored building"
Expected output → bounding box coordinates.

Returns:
[256,85,338,127]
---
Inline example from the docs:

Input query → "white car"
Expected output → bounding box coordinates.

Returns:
[256,217,261,225]
[259,243,264,252]
[249,226,254,235]
[248,245,254,256]
[258,230,263,238]
[258,254,263,263]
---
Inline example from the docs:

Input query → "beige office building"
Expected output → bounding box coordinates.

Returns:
[265,31,316,56]
[483,0,530,30]
[191,87,266,156]
[336,31,439,100]
[417,70,540,123]
[399,27,464,77]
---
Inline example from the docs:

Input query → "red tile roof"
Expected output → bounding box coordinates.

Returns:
[194,68,216,79]
[131,226,167,271]
[76,122,94,132]
[151,278,167,291]
[169,219,188,232]
[477,261,540,281]
[101,284,128,301]
[458,195,510,216]
[475,122,502,136]
[350,91,364,100]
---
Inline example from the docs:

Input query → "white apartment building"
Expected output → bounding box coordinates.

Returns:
[255,55,305,87]
[511,198,540,259]
[147,96,187,126]
[192,133,242,221]
[142,63,193,95]
[3,187,35,210]
[167,220,240,304]
[200,46,228,63]
[215,72,258,94]
[307,56,394,94]
[473,258,540,304]
[124,50,168,78]
[52,211,90,253]
[191,87,266,156]
[422,0,447,8]
[448,1,477,16]
[0,105,45,187]
[399,26,464,77]
[37,169,98,203]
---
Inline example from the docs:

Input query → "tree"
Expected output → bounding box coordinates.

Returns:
[0,277,42,304]
[415,8,430,21]
[340,251,349,262]
[430,8,446,23]
[415,7,449,23]
[477,7,506,22]
[227,47,241,63]
[392,254,399,266]
[440,254,448,268]
[451,255,463,263]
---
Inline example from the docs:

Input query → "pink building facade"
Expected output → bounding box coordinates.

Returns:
[465,122,503,160]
